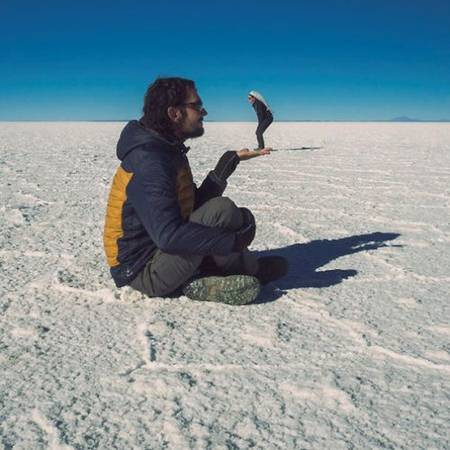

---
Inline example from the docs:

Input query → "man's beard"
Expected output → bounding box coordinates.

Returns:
[180,122,204,139]
[186,126,204,138]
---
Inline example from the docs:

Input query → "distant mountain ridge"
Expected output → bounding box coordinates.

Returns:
[390,116,419,122]
[389,116,450,122]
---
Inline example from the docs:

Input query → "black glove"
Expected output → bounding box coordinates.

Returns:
[232,208,256,252]
[213,151,240,182]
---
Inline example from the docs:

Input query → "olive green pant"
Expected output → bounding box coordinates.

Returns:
[129,197,258,297]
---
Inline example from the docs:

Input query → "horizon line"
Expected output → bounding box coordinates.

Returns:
[1,119,450,123]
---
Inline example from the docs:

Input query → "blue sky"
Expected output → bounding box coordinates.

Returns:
[1,0,449,121]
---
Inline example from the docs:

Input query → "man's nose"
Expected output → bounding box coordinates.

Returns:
[202,108,208,116]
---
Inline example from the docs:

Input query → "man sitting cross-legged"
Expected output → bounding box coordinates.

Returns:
[103,77,288,304]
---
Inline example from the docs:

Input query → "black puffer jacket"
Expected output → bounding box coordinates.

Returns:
[103,121,237,287]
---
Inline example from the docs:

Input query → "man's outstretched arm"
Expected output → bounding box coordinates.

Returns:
[127,151,236,256]
[195,148,271,207]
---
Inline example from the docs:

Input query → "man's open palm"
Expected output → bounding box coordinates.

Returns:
[237,148,271,160]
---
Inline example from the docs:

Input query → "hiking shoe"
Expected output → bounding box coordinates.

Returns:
[183,275,261,305]
[255,256,289,284]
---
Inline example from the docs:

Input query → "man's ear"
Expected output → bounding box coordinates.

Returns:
[167,106,183,123]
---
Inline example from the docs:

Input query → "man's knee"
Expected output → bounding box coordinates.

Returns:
[210,196,238,223]
[190,196,243,230]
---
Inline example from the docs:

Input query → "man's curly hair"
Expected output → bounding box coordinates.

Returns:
[141,77,196,136]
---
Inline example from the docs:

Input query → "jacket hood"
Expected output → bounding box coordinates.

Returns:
[116,120,188,161]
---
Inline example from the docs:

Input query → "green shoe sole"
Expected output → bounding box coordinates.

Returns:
[183,275,261,305]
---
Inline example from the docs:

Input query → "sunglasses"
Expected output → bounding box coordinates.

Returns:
[181,101,205,112]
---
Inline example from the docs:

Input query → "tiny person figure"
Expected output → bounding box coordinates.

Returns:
[248,90,273,149]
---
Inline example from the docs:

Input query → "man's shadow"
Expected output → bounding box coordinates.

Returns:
[254,232,401,303]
